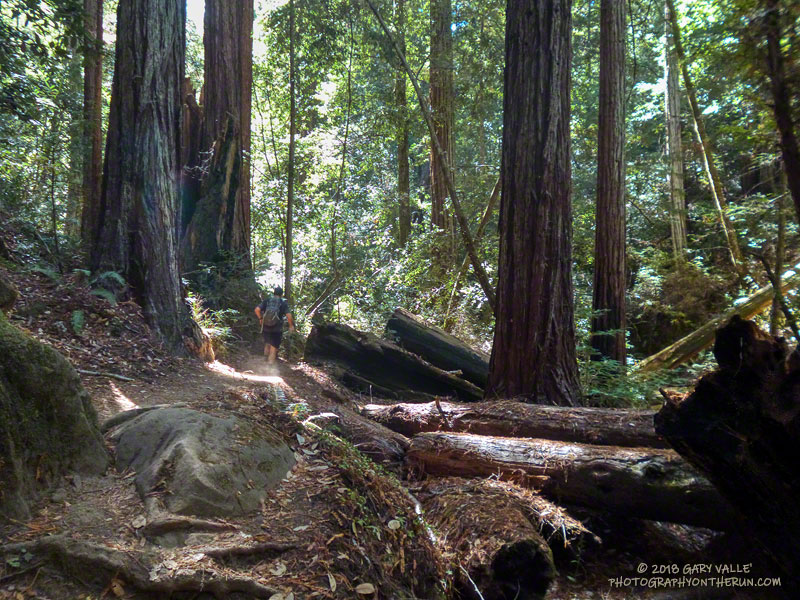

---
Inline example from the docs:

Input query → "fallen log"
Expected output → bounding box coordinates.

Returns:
[636,262,800,372]
[406,432,736,530]
[362,400,667,448]
[655,315,800,589]
[305,321,483,402]
[386,308,490,388]
[417,477,556,600]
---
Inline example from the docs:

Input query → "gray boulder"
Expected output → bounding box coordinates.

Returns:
[108,408,295,517]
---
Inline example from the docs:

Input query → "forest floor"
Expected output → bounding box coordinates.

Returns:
[0,244,778,599]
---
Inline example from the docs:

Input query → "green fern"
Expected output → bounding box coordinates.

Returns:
[90,288,118,306]
[30,265,61,282]
[92,270,126,287]
[71,310,85,335]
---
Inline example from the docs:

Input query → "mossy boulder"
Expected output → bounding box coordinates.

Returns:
[0,268,17,313]
[0,311,110,519]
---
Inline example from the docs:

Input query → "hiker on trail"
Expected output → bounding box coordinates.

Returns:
[255,287,295,364]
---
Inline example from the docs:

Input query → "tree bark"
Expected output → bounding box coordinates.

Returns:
[429,0,454,230]
[664,1,687,261]
[90,0,189,350]
[487,0,580,405]
[181,0,254,272]
[407,432,736,530]
[361,400,668,448]
[636,263,800,372]
[80,0,103,247]
[285,0,296,301]
[396,0,411,247]
[665,0,743,271]
[655,315,800,589]
[591,0,627,364]
[305,321,484,402]
[418,477,556,600]
[386,308,490,388]
[762,0,800,225]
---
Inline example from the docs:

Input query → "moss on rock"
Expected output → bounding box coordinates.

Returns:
[0,310,109,519]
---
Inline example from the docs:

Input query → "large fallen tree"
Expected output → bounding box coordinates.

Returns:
[655,315,800,589]
[304,321,483,402]
[385,308,490,388]
[406,432,737,530]
[636,262,800,372]
[415,477,557,600]
[362,400,667,448]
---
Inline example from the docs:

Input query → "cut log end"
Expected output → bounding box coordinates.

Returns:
[490,540,555,600]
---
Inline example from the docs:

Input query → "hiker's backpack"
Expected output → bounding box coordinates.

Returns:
[260,296,283,331]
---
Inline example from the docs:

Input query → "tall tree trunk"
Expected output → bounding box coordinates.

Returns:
[429,0,454,230]
[285,0,296,301]
[181,0,254,272]
[486,0,581,406]
[664,1,687,262]
[762,0,800,224]
[66,51,83,238]
[80,0,103,247]
[396,0,411,247]
[591,0,627,364]
[91,0,188,350]
[665,0,743,271]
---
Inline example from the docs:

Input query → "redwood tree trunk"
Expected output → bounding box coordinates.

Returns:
[486,0,581,405]
[762,0,800,225]
[664,1,687,261]
[181,0,254,271]
[591,0,627,364]
[285,0,296,301]
[429,0,454,230]
[80,0,103,247]
[90,0,188,349]
[396,0,411,247]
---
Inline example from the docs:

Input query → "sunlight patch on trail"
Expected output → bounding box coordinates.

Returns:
[206,360,284,384]
[109,382,138,411]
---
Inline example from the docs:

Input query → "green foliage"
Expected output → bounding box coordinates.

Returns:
[89,288,117,306]
[70,308,84,335]
[29,264,61,282]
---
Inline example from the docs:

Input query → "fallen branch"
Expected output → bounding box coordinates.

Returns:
[77,369,135,382]
[198,542,295,559]
[636,261,800,372]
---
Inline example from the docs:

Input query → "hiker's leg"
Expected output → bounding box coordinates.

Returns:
[268,344,278,363]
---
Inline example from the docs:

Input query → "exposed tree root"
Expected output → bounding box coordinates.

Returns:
[0,535,278,598]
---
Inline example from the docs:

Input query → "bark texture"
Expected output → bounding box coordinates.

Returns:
[664,2,687,261]
[429,0,454,230]
[407,432,735,530]
[90,0,188,349]
[487,0,580,405]
[80,0,103,246]
[304,321,483,402]
[418,477,556,600]
[386,308,490,388]
[655,315,800,588]
[591,0,627,363]
[361,400,667,447]
[181,0,254,272]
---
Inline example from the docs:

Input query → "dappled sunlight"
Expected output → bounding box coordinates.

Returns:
[109,382,138,412]
[205,360,284,385]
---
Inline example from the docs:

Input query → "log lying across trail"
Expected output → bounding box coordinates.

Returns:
[305,321,483,402]
[407,432,736,530]
[362,400,667,448]
[417,477,557,600]
[656,315,800,588]
[385,308,490,388]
